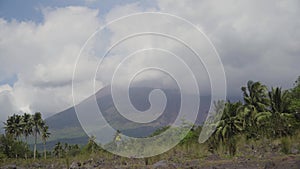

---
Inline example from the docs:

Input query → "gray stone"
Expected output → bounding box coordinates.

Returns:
[70,162,80,169]
[153,160,168,168]
[291,147,299,154]
[1,165,17,169]
[264,161,275,169]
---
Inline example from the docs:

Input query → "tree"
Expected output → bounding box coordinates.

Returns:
[87,135,99,153]
[3,115,15,137]
[240,80,270,139]
[268,87,296,137]
[214,101,243,156]
[22,113,33,142]
[32,112,44,160]
[0,134,30,159]
[290,76,300,121]
[53,142,63,158]
[3,114,24,158]
[41,125,51,159]
[3,112,49,159]
[22,113,33,159]
[68,144,80,157]
[241,80,269,112]
[269,87,291,114]
[4,114,23,141]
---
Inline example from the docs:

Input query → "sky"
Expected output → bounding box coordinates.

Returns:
[0,0,300,122]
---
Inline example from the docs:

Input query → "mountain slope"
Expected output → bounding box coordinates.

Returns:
[45,85,239,147]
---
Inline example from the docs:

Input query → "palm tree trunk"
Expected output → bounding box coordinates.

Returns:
[16,136,19,159]
[25,137,28,160]
[44,142,46,160]
[34,131,37,160]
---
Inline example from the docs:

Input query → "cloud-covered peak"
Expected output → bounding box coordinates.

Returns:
[0,1,299,122]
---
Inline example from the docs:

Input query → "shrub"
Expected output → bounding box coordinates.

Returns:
[281,137,291,154]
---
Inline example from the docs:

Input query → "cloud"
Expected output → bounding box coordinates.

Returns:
[0,84,12,93]
[0,6,102,118]
[0,0,300,122]
[156,0,300,94]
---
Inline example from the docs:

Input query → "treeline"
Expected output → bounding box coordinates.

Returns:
[52,136,102,158]
[1,77,300,161]
[98,77,300,159]
[0,112,50,159]
[206,78,300,156]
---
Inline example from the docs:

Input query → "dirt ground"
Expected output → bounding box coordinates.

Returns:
[1,154,300,169]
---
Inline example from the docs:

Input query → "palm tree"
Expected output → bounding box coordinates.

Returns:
[241,80,269,112]
[53,142,63,158]
[269,87,290,114]
[290,77,300,123]
[41,125,51,159]
[214,101,243,156]
[22,113,33,159]
[32,112,44,159]
[87,135,98,153]
[22,113,33,142]
[4,114,24,140]
[3,115,16,137]
[289,77,300,124]
[15,114,24,140]
[3,114,23,158]
[240,80,270,139]
[268,87,296,137]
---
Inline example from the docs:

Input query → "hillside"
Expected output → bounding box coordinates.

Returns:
[44,85,240,148]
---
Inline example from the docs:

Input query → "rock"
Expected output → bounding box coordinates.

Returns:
[1,164,17,169]
[294,160,300,168]
[291,147,299,154]
[153,160,168,168]
[93,158,104,167]
[205,154,221,161]
[152,160,177,169]
[32,162,42,168]
[82,164,94,169]
[264,161,275,169]
[168,162,177,169]
[184,159,199,167]
[0,165,25,169]
[83,158,93,165]
[70,162,81,169]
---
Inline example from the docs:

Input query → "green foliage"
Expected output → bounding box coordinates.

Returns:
[53,142,64,158]
[52,142,81,158]
[0,134,31,159]
[2,112,50,160]
[289,76,300,121]
[241,80,269,112]
[1,77,300,161]
[240,80,270,139]
[41,125,51,159]
[281,137,292,154]
[150,126,170,136]
[210,101,243,156]
[179,126,201,145]
[208,78,300,156]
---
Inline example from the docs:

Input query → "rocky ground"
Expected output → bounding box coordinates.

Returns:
[1,154,300,169]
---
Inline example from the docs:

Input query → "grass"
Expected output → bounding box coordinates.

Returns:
[1,132,300,168]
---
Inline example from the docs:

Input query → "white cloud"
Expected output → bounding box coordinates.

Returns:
[156,0,300,94]
[0,6,102,118]
[0,84,12,93]
[0,0,300,122]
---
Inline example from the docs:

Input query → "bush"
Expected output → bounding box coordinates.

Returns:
[281,137,292,154]
[0,134,31,158]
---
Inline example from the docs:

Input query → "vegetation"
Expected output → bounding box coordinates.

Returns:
[206,78,300,156]
[1,112,49,159]
[0,77,300,168]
